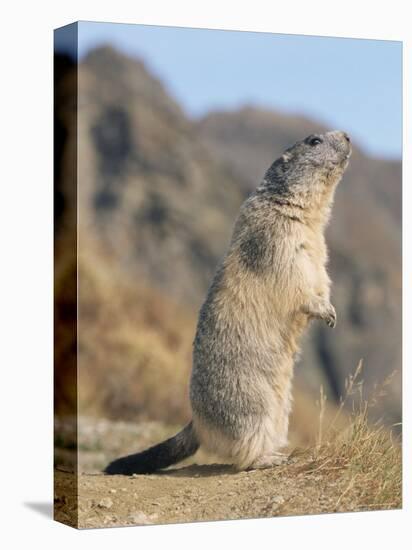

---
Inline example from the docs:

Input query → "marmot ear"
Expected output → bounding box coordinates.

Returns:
[282,153,292,163]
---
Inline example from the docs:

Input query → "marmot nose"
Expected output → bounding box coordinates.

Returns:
[328,130,351,144]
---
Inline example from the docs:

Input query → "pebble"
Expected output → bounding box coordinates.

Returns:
[97,498,113,509]
[109,489,117,494]
[128,512,158,525]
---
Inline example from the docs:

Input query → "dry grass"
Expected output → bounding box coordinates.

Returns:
[291,361,402,512]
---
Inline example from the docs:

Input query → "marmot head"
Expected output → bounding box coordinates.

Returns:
[260,130,351,208]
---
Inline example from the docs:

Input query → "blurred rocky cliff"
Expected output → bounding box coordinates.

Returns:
[55,46,401,431]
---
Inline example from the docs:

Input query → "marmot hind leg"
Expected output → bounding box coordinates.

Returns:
[245,451,289,471]
[193,410,290,472]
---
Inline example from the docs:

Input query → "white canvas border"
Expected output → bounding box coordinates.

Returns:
[0,0,409,548]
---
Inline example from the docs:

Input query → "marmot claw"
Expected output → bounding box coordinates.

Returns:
[325,306,337,328]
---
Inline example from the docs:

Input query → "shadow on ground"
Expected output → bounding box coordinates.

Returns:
[155,463,234,477]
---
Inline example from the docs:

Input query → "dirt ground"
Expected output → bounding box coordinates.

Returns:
[54,416,399,529]
[55,459,364,529]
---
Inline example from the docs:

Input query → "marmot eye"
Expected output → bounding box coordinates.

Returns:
[309,136,322,146]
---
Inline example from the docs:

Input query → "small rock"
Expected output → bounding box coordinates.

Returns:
[109,489,117,494]
[103,516,112,524]
[128,512,158,525]
[97,498,113,509]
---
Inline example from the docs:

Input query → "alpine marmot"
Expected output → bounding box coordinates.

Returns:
[105,130,352,474]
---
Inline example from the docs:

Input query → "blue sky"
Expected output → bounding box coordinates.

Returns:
[56,21,402,159]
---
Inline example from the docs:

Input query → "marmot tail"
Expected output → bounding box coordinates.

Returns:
[104,422,199,475]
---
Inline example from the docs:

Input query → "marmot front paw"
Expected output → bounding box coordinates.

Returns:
[324,305,336,328]
[302,300,336,328]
